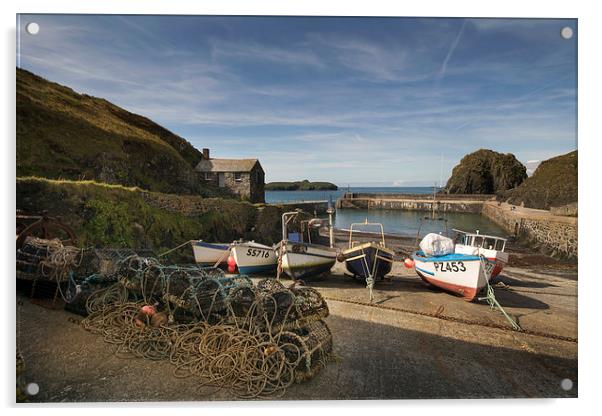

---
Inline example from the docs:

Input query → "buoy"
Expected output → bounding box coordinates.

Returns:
[140,305,156,316]
[227,255,236,273]
[404,258,415,269]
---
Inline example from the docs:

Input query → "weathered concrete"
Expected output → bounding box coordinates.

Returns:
[17,258,577,402]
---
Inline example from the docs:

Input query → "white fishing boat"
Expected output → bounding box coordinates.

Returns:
[452,229,509,278]
[275,212,337,280]
[191,240,231,266]
[412,250,489,301]
[230,241,278,275]
[410,229,509,301]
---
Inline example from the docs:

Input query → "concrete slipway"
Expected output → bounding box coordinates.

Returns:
[17,258,577,402]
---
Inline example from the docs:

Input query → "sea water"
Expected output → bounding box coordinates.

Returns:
[265,187,508,238]
[264,186,435,203]
[333,208,508,238]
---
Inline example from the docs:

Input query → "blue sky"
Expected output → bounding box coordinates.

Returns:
[17,15,577,186]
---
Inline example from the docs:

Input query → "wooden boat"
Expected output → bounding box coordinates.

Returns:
[275,212,337,280]
[230,241,278,275]
[412,251,490,301]
[452,229,509,278]
[191,240,231,266]
[340,220,394,281]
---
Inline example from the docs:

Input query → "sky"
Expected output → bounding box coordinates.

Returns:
[17,15,577,186]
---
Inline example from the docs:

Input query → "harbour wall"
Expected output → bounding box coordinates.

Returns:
[269,200,329,216]
[336,193,492,213]
[336,193,577,259]
[481,201,577,259]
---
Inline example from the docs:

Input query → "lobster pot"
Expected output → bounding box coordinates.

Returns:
[16,237,63,280]
[117,256,162,299]
[280,319,333,383]
[64,274,118,316]
[227,285,257,318]
[254,279,297,330]
[187,275,254,322]
[290,287,329,326]
[75,248,140,278]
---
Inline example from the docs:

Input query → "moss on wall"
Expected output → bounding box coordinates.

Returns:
[16,177,284,262]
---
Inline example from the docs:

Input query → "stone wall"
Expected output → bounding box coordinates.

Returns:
[337,194,488,213]
[201,165,265,203]
[482,201,577,259]
[272,201,330,216]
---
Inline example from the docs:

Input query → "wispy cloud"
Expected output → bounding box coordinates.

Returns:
[438,19,467,80]
[18,15,577,184]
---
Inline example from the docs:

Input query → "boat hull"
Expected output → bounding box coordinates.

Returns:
[191,241,230,266]
[341,243,394,280]
[454,244,509,278]
[277,241,337,280]
[412,251,489,301]
[231,242,278,275]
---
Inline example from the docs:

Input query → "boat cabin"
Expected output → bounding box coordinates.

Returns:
[453,229,507,252]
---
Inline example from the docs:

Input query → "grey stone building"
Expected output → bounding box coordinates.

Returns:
[195,149,265,203]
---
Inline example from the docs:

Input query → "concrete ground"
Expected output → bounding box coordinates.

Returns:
[17,256,577,402]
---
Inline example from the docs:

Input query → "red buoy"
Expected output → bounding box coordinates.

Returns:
[140,305,156,316]
[227,255,236,273]
[404,258,415,269]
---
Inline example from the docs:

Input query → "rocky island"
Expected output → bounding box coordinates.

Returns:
[265,180,338,191]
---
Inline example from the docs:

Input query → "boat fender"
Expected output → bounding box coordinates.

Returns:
[227,255,237,273]
[404,258,415,269]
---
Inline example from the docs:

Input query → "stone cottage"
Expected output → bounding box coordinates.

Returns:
[195,149,265,203]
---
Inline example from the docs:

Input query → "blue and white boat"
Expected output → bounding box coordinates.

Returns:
[191,240,231,266]
[412,251,488,302]
[230,241,278,275]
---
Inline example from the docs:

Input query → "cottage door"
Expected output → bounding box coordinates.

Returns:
[218,173,225,187]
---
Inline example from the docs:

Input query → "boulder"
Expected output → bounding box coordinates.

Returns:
[445,149,527,194]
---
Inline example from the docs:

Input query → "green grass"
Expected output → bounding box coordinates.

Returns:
[17,177,284,262]
[16,68,212,195]
[502,151,577,210]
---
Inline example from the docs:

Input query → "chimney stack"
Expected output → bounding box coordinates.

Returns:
[202,148,210,159]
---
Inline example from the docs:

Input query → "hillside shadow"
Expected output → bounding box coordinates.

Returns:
[284,314,577,400]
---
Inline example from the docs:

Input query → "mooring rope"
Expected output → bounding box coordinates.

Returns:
[78,256,333,399]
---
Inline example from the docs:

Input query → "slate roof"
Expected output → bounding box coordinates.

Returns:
[195,158,260,173]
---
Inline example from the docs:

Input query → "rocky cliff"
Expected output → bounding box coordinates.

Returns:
[445,149,527,194]
[502,150,577,210]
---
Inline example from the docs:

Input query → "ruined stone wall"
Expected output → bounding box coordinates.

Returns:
[482,201,577,259]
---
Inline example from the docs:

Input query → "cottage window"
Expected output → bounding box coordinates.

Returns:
[204,172,212,181]
[234,172,243,181]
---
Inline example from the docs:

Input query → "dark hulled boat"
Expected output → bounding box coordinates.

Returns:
[340,221,394,282]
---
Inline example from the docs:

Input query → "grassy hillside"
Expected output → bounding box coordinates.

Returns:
[503,151,577,210]
[17,68,215,195]
[266,180,338,191]
[445,149,527,194]
[17,177,285,261]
